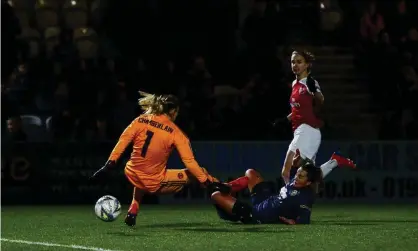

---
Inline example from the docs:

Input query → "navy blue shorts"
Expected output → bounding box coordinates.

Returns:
[250,182,275,205]
[214,204,241,222]
[250,182,281,223]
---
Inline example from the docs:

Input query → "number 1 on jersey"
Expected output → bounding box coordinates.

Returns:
[141,130,154,157]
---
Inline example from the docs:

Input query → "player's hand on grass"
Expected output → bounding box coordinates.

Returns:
[279,216,296,225]
[90,160,115,179]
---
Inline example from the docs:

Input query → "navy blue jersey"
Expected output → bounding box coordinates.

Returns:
[251,167,314,224]
[215,167,314,224]
[275,181,314,223]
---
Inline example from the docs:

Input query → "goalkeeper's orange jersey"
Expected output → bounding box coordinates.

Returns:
[108,114,208,191]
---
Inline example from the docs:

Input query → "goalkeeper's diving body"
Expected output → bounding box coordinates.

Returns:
[91,91,219,227]
[211,149,356,224]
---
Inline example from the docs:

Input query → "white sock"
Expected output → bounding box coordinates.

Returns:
[320,159,338,178]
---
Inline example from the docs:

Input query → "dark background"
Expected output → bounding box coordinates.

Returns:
[2,0,418,205]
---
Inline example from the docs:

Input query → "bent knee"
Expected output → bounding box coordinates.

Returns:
[245,169,261,179]
[211,191,222,201]
[245,169,264,188]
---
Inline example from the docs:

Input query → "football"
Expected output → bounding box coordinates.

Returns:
[94,195,121,222]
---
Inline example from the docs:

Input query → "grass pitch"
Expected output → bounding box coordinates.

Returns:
[2,205,417,251]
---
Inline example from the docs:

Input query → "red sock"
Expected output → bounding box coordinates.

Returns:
[228,176,249,192]
[128,201,139,215]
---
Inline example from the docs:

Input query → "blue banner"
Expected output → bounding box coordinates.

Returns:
[2,141,418,204]
[164,141,418,203]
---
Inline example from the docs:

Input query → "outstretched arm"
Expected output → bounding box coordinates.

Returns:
[283,149,305,184]
[91,119,139,179]
[108,119,139,162]
[174,131,208,184]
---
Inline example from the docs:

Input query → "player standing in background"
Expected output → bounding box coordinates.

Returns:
[280,50,355,185]
[91,91,219,227]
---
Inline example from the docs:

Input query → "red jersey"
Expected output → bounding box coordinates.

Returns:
[289,77,323,131]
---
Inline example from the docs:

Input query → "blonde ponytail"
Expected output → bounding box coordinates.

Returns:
[138,91,166,115]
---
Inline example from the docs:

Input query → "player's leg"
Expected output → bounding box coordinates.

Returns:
[211,168,261,220]
[125,187,145,227]
[320,152,356,178]
[285,124,321,177]
[244,169,276,205]
[313,153,356,193]
[290,125,355,179]
[211,192,253,223]
[211,169,261,222]
[211,169,270,224]
[296,124,322,162]
[225,168,264,193]
[124,168,147,227]
[283,124,319,183]
[244,169,265,192]
[128,187,145,215]
[211,192,237,216]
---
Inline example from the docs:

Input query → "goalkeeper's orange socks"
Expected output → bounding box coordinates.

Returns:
[228,176,249,192]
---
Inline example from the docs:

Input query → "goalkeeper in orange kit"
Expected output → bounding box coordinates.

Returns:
[91,91,222,227]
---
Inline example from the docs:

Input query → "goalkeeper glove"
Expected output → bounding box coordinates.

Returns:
[272,117,289,128]
[91,160,116,179]
[203,180,232,194]
[306,75,319,94]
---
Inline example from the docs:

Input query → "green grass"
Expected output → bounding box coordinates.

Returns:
[2,205,418,251]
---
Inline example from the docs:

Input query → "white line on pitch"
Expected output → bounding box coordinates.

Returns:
[1,238,122,251]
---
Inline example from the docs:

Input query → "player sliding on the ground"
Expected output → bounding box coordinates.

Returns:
[211,150,356,224]
[91,91,219,227]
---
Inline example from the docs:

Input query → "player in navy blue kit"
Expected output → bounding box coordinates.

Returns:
[211,149,356,224]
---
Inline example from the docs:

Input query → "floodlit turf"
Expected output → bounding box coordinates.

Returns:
[1,205,417,251]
